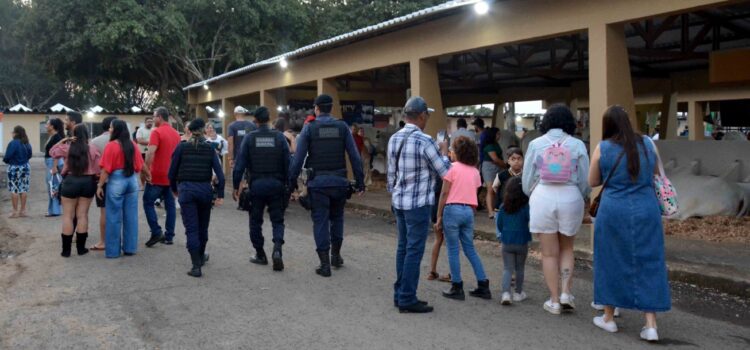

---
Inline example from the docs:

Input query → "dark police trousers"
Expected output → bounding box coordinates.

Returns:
[249,178,286,250]
[178,183,213,254]
[309,186,349,252]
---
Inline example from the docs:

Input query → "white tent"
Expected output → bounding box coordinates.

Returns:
[50,103,73,113]
[90,105,105,113]
[9,104,32,112]
[130,106,143,113]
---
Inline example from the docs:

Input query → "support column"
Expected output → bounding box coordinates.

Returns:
[688,101,705,141]
[410,58,446,137]
[588,22,637,151]
[261,90,279,120]
[317,78,342,118]
[195,104,208,119]
[220,98,235,176]
[658,92,678,139]
[492,98,505,129]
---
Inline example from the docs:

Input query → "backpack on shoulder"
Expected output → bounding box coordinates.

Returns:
[537,136,574,183]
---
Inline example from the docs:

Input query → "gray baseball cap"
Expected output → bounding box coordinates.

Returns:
[403,96,435,115]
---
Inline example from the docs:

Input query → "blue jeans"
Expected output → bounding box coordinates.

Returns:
[393,205,431,307]
[105,171,140,258]
[178,183,213,254]
[443,204,487,284]
[309,186,348,252]
[143,184,176,240]
[250,179,285,250]
[45,158,63,216]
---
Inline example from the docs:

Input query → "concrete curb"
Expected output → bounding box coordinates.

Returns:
[346,201,750,298]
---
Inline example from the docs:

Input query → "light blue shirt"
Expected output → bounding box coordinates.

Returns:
[522,129,591,197]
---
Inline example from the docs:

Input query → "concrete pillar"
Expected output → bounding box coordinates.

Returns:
[658,92,679,139]
[410,58,446,137]
[688,101,705,141]
[588,22,637,151]
[195,104,208,119]
[220,99,235,176]
[506,102,516,132]
[261,90,279,120]
[492,98,505,129]
[317,78,342,118]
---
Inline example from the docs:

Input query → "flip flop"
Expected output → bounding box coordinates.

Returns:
[90,245,105,251]
[427,271,439,280]
[438,274,452,283]
[9,212,19,218]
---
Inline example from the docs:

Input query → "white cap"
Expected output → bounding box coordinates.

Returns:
[234,106,248,114]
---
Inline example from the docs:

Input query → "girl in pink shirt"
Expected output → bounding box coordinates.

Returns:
[434,136,491,300]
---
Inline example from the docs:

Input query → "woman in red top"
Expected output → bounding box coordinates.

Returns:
[97,120,147,258]
[49,124,101,257]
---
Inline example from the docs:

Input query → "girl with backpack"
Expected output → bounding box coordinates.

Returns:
[522,104,591,315]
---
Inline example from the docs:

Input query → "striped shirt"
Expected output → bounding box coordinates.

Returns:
[387,124,451,210]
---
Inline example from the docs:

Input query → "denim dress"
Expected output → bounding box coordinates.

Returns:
[593,137,671,312]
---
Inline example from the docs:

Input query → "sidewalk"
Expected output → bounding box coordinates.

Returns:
[347,189,750,298]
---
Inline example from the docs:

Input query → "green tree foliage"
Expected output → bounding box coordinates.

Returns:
[2,0,445,111]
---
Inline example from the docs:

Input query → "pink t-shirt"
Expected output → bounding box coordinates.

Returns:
[443,162,482,207]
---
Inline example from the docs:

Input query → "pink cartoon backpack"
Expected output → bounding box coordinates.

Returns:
[537,136,573,183]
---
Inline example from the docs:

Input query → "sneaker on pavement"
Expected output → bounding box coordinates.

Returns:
[543,300,561,315]
[512,292,527,302]
[162,239,173,245]
[399,302,434,314]
[145,235,165,247]
[501,292,512,305]
[593,316,618,333]
[560,293,575,310]
[640,327,659,342]
[590,302,621,317]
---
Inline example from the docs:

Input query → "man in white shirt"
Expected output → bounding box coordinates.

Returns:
[136,116,154,160]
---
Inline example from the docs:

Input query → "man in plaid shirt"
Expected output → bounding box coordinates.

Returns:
[388,96,450,313]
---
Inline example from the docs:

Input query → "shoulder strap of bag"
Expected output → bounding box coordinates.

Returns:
[644,137,666,177]
[392,128,419,189]
[602,149,626,190]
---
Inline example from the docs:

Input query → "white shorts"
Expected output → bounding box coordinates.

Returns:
[529,184,584,236]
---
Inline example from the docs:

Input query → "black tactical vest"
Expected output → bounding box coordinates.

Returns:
[248,129,284,181]
[176,141,214,183]
[307,121,347,172]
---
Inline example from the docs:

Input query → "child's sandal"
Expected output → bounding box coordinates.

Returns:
[427,271,439,280]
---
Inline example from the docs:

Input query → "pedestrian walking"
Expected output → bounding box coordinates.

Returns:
[168,119,225,278]
[495,177,531,305]
[589,106,670,342]
[205,123,228,161]
[49,124,101,257]
[143,107,181,247]
[44,118,65,217]
[481,127,506,218]
[233,107,290,271]
[388,96,450,313]
[522,104,591,315]
[4,125,33,218]
[289,94,365,277]
[434,136,491,301]
[273,118,297,154]
[89,116,117,251]
[227,106,257,170]
[427,176,450,283]
[97,120,146,259]
[135,116,154,160]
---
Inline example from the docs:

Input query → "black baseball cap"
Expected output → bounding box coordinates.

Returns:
[403,96,434,115]
[314,94,333,106]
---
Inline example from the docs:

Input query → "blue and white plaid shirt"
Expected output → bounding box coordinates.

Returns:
[387,124,451,210]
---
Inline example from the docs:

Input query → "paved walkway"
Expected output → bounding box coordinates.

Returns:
[347,189,750,297]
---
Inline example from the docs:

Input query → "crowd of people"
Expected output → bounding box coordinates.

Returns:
[3,95,670,343]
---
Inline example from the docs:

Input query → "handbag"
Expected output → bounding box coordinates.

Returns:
[646,138,679,217]
[589,150,625,218]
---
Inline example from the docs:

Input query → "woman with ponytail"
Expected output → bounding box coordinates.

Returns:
[97,120,147,258]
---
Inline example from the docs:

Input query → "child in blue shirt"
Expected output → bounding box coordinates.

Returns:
[495,176,531,305]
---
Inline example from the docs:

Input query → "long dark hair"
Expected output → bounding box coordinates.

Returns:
[48,118,65,139]
[12,125,29,144]
[485,127,499,147]
[502,177,528,214]
[540,104,577,135]
[602,105,645,181]
[67,124,90,176]
[110,120,136,176]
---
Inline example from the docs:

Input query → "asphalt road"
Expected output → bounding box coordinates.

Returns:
[1,159,749,349]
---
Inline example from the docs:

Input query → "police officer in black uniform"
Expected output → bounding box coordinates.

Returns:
[289,94,365,277]
[233,107,290,271]
[167,118,225,278]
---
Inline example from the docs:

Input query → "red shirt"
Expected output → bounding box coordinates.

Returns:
[148,124,180,186]
[100,141,144,174]
[353,134,364,153]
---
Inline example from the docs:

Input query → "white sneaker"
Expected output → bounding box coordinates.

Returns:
[512,292,527,302]
[560,293,575,310]
[590,302,621,317]
[501,292,512,305]
[593,316,618,333]
[640,327,659,342]
[543,300,561,315]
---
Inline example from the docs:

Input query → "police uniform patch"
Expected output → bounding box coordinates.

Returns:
[255,137,276,147]
[318,127,340,138]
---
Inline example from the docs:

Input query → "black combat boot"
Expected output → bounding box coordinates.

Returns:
[331,242,344,268]
[469,279,492,299]
[76,232,89,256]
[316,250,331,277]
[442,281,465,300]
[250,249,268,265]
[61,234,72,258]
[187,251,202,277]
[200,243,209,266]
[272,243,284,271]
